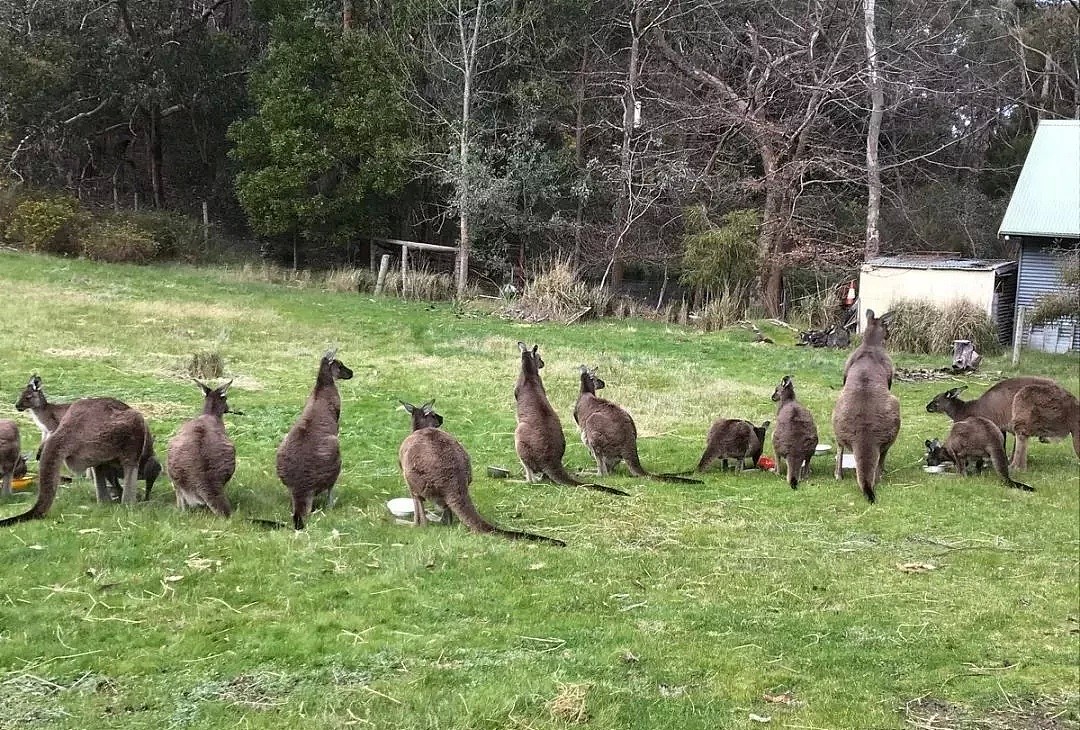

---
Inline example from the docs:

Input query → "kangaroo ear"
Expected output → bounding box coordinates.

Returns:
[323,347,338,362]
[29,374,41,390]
[399,400,415,414]
[781,375,792,387]
[217,380,233,396]
[879,311,894,326]
[865,308,875,320]
[924,439,933,449]
[194,379,211,395]
[421,400,435,414]
[579,364,588,374]
[517,341,528,353]
[761,420,771,430]
[946,386,967,398]
[532,345,539,355]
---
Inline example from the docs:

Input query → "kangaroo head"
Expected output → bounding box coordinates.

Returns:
[579,365,605,393]
[754,420,771,442]
[15,373,46,411]
[322,349,354,381]
[517,342,544,376]
[924,438,949,466]
[401,400,443,430]
[926,386,967,413]
[771,375,794,402]
[195,379,239,417]
[862,308,893,346]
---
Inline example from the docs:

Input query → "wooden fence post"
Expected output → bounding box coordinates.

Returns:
[201,201,209,246]
[1012,306,1027,366]
[374,254,391,295]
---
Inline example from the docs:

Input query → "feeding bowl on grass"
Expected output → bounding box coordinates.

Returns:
[923,465,948,474]
[10,475,33,491]
[386,497,441,524]
[486,466,511,479]
[814,444,832,456]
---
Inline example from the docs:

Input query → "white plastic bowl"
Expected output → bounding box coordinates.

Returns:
[386,497,416,519]
[814,444,832,454]
[923,465,947,474]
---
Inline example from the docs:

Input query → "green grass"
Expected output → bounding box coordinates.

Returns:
[0,251,1077,729]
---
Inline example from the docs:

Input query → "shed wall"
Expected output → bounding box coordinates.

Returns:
[858,266,997,331]
[1017,239,1080,353]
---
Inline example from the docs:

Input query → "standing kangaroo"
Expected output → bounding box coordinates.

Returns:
[167,380,239,517]
[276,350,353,529]
[399,401,565,546]
[513,343,628,496]
[574,366,702,484]
[0,420,20,497]
[831,309,900,503]
[771,375,819,489]
[15,374,161,500]
[0,398,151,526]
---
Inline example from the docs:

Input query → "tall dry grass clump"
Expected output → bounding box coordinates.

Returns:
[887,298,1000,355]
[506,261,612,323]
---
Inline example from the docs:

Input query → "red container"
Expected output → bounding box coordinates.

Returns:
[757,455,776,471]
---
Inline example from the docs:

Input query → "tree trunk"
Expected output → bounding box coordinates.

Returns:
[757,145,785,318]
[149,104,164,209]
[863,0,884,260]
[610,2,643,290]
[455,0,483,298]
[572,41,588,268]
[342,0,352,30]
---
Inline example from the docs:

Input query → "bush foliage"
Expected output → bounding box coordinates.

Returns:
[4,196,88,255]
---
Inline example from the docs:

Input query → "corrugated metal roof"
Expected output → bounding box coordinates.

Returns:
[864,255,1016,273]
[998,119,1080,238]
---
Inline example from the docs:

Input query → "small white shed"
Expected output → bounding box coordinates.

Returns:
[858,255,1018,344]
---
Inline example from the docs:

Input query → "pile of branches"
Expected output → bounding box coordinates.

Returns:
[796,324,850,348]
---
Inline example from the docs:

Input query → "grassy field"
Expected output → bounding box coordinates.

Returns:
[0,251,1077,730]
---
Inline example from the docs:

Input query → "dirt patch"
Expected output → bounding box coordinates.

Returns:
[904,695,1078,729]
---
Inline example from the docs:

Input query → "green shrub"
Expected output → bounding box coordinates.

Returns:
[117,210,205,261]
[680,206,760,300]
[887,298,1001,355]
[81,219,158,263]
[698,284,750,331]
[5,197,88,255]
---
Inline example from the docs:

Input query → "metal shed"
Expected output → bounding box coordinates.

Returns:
[858,256,1018,344]
[998,119,1080,354]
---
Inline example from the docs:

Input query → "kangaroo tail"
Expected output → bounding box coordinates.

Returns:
[627,453,703,484]
[852,439,880,504]
[987,438,1035,492]
[545,463,629,496]
[0,436,61,526]
[786,455,800,489]
[448,494,567,547]
[248,518,289,529]
[492,528,567,547]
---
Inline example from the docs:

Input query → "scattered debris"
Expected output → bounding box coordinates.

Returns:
[738,321,775,344]
[763,691,802,707]
[796,324,850,348]
[548,683,591,724]
[952,339,982,372]
[903,694,1077,730]
[659,684,688,698]
[749,713,772,723]
[897,562,939,574]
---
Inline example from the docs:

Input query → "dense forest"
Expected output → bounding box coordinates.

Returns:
[1,0,1077,313]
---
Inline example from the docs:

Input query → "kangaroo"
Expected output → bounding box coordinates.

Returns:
[399,401,565,547]
[925,417,1033,492]
[1010,382,1080,471]
[926,376,1056,453]
[0,420,20,497]
[0,397,151,525]
[695,419,770,473]
[575,366,702,484]
[167,380,239,517]
[513,343,628,496]
[842,309,895,389]
[16,374,160,500]
[832,310,900,503]
[771,375,819,489]
[276,350,354,529]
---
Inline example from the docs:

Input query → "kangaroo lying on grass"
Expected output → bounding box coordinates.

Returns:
[399,401,565,546]
[16,374,160,500]
[771,375,819,489]
[924,416,1033,492]
[168,380,239,517]
[0,420,20,497]
[0,397,151,525]
[695,419,769,473]
[1010,381,1080,471]
[575,366,701,484]
[832,309,900,503]
[277,350,353,529]
[513,342,627,496]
